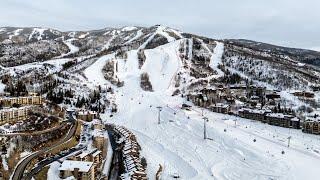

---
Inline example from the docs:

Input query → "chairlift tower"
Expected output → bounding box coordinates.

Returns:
[203,117,208,139]
[287,136,291,147]
[157,106,163,124]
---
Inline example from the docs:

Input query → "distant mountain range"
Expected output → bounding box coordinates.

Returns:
[1,26,319,67]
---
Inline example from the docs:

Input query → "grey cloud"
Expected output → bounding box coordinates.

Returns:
[0,0,319,50]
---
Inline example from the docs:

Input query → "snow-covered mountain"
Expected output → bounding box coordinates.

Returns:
[1,25,320,179]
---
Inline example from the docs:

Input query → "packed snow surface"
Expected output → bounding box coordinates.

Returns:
[209,42,224,78]
[83,54,114,89]
[3,25,320,180]
[122,26,137,31]
[57,39,79,58]
[47,161,62,180]
[29,28,46,40]
[79,40,320,180]
[9,29,23,40]
[124,30,143,45]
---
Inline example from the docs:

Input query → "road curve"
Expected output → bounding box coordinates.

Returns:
[11,121,78,180]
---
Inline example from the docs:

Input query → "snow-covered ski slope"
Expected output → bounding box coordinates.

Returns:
[209,42,224,78]
[83,39,320,180]
[56,39,79,58]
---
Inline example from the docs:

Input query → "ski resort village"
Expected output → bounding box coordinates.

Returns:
[0,25,319,180]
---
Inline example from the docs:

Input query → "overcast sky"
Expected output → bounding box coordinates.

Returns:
[0,0,319,50]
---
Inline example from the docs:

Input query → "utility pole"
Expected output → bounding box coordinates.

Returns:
[203,117,208,139]
[157,106,162,124]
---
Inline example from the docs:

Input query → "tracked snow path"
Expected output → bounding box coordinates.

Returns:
[142,41,181,91]
[139,26,176,49]
[124,30,143,45]
[57,39,79,58]
[81,40,320,180]
[156,26,176,42]
[83,54,114,89]
[209,41,224,78]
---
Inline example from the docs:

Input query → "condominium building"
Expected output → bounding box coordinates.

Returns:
[59,160,95,180]
[76,110,97,122]
[66,148,103,178]
[0,96,42,107]
[93,134,108,158]
[265,113,300,129]
[238,108,271,121]
[92,119,104,130]
[0,107,29,123]
[303,117,320,135]
[209,103,230,114]
[115,126,147,180]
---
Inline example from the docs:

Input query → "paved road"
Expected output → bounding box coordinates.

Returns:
[106,125,122,180]
[11,121,78,180]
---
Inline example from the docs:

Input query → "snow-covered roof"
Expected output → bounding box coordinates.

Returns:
[92,119,102,125]
[0,95,41,100]
[0,107,28,113]
[78,148,98,159]
[66,108,75,112]
[189,92,202,96]
[239,108,271,114]
[250,95,260,99]
[306,117,320,122]
[229,84,246,88]
[78,110,97,115]
[291,117,300,122]
[92,150,102,157]
[92,129,105,137]
[210,103,229,108]
[266,113,294,119]
[59,160,93,172]
[201,87,217,91]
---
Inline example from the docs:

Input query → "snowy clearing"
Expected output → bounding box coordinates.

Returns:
[0,82,5,93]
